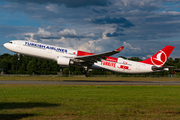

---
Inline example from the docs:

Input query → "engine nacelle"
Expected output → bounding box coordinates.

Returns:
[57,56,71,67]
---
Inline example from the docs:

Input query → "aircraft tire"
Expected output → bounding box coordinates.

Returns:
[85,73,90,77]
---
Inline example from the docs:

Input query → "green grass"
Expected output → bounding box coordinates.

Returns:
[1,75,180,81]
[0,85,180,119]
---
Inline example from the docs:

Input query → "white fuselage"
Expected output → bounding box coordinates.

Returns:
[4,40,155,74]
[92,58,153,74]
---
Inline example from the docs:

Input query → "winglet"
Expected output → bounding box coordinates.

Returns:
[115,46,124,52]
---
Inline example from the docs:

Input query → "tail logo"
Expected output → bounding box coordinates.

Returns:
[151,50,167,66]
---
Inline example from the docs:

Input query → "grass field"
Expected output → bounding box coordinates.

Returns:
[1,75,180,81]
[0,85,180,120]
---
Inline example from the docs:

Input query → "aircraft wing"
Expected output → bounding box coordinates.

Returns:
[73,46,124,63]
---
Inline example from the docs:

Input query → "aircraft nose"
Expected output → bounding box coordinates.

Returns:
[3,43,8,48]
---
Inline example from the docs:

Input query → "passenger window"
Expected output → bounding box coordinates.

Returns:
[9,42,13,44]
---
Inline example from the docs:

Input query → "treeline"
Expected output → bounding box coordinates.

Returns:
[0,53,180,76]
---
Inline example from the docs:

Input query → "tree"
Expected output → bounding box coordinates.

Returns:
[62,68,69,76]
[0,53,180,76]
[27,61,33,74]
[27,60,37,75]
[0,59,11,74]
[164,57,174,66]
[128,57,142,61]
[119,56,127,59]
[176,62,180,69]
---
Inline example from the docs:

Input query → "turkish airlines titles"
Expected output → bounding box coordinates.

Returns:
[24,42,68,53]
[101,60,131,71]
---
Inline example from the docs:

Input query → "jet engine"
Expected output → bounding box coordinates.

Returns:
[57,56,74,67]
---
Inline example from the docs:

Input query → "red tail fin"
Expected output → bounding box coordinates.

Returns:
[140,45,175,67]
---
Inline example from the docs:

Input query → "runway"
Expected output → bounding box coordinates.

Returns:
[0,80,180,85]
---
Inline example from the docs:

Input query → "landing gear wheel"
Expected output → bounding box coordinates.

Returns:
[81,67,90,77]
[85,72,90,77]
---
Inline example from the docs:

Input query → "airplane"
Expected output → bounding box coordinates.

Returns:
[4,40,175,77]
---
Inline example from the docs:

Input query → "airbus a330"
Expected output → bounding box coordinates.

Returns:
[4,40,175,77]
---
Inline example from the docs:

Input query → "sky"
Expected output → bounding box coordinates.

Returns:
[0,0,180,59]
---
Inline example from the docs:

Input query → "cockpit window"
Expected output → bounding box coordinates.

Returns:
[9,41,13,44]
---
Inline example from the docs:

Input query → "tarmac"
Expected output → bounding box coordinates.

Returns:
[0,80,180,85]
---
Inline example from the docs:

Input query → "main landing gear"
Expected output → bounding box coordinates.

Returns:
[81,67,90,77]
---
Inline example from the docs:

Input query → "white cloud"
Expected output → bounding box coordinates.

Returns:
[147,55,152,58]
[24,33,37,42]
[59,28,78,36]
[1,0,180,58]
[102,32,108,39]
[161,11,180,15]
[46,4,59,13]
[142,57,146,60]
[123,42,141,50]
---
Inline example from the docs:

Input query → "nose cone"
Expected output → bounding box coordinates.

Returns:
[3,43,11,51]
[3,43,8,48]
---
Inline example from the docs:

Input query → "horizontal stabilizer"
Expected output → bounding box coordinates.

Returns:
[152,66,174,71]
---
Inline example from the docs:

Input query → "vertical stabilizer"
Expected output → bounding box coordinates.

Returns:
[140,45,175,67]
